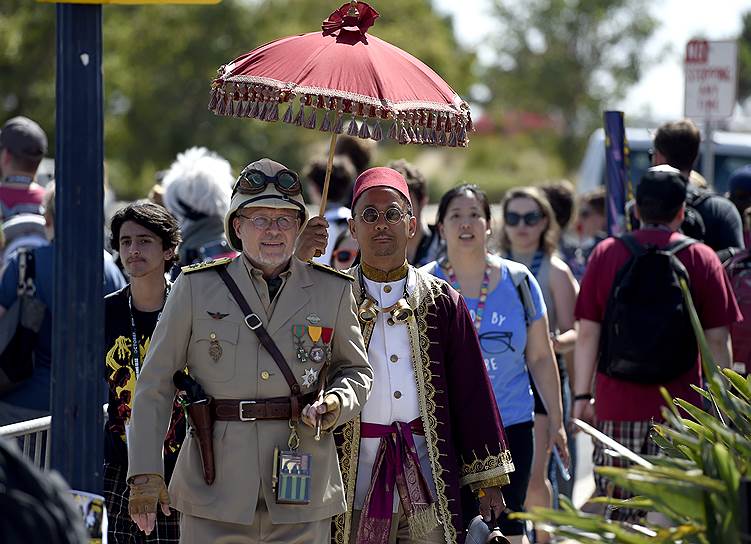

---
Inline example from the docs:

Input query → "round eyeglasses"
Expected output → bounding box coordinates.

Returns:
[233,168,301,196]
[236,213,299,231]
[356,206,410,224]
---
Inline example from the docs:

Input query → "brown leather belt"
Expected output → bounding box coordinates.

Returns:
[211,393,317,422]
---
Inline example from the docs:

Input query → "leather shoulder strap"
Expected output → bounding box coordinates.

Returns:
[215,266,301,397]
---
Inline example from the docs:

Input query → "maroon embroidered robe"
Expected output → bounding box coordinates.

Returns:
[333,266,513,544]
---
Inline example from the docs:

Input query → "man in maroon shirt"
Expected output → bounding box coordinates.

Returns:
[573,165,741,519]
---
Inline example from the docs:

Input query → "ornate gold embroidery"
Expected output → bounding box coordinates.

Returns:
[459,447,515,488]
[333,418,360,544]
[410,273,456,544]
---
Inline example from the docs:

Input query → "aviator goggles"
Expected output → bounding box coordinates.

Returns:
[233,168,301,196]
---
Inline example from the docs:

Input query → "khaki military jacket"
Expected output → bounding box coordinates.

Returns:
[127,256,372,526]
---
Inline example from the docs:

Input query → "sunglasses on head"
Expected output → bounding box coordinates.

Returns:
[233,168,301,196]
[356,206,410,225]
[504,211,544,227]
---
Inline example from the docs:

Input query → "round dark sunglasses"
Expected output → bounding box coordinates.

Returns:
[505,211,544,227]
[356,206,410,224]
[233,168,301,196]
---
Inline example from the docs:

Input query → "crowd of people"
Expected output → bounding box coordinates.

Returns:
[0,113,748,544]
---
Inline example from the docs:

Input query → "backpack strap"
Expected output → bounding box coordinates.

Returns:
[616,233,646,257]
[16,249,36,297]
[504,258,537,325]
[664,236,696,256]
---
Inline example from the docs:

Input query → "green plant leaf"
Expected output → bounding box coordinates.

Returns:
[722,368,751,402]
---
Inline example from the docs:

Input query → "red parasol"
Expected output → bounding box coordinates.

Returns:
[209,1,472,214]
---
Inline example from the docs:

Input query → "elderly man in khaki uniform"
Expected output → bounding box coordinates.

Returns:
[126,158,373,544]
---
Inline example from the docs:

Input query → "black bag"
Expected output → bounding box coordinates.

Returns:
[0,438,87,543]
[679,190,711,242]
[598,234,698,383]
[0,249,46,396]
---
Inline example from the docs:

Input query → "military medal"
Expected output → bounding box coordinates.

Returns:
[292,325,308,363]
[306,313,321,325]
[321,327,334,360]
[208,332,222,362]
[301,367,319,388]
[307,326,325,363]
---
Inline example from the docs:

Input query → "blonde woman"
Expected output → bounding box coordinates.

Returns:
[499,187,579,543]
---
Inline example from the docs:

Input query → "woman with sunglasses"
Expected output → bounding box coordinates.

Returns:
[499,186,578,543]
[422,184,568,544]
[329,228,359,271]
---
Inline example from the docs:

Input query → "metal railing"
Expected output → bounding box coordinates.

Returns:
[0,404,107,470]
[0,415,52,469]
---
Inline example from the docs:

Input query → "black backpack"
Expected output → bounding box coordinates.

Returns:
[679,190,712,242]
[598,234,698,383]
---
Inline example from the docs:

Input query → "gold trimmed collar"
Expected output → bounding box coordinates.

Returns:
[360,261,409,282]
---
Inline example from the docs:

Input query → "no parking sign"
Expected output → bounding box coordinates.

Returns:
[684,39,738,120]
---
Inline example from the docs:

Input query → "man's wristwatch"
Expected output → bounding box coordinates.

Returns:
[574,393,593,402]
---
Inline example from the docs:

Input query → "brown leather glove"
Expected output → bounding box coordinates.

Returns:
[128,473,171,535]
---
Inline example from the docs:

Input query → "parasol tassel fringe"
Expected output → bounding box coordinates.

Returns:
[358,119,371,139]
[459,124,467,144]
[283,103,294,123]
[421,126,429,143]
[448,127,458,147]
[387,121,398,141]
[216,93,227,116]
[319,111,332,132]
[305,109,317,129]
[407,124,417,143]
[256,102,267,120]
[208,88,220,112]
[438,129,447,146]
[333,113,345,134]
[227,98,236,117]
[266,101,279,122]
[248,101,259,119]
[371,120,383,141]
[294,105,305,126]
[347,116,359,136]
[399,124,410,144]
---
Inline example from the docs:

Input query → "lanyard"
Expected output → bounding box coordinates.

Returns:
[443,257,491,332]
[127,282,171,379]
[507,250,544,278]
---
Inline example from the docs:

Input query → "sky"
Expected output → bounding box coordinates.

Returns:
[433,0,751,122]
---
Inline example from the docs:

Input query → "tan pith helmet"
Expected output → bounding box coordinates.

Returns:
[224,158,309,252]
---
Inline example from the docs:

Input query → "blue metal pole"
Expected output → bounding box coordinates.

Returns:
[52,2,104,492]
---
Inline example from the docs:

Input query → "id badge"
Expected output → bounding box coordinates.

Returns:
[273,447,312,505]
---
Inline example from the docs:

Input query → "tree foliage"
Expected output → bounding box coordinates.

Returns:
[482,0,658,167]
[0,0,473,198]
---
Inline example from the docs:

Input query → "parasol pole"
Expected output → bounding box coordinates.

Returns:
[318,132,338,216]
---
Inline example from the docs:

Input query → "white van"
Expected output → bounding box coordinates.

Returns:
[577,127,751,195]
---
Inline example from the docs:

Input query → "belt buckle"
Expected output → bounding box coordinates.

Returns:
[245,313,262,330]
[239,400,257,421]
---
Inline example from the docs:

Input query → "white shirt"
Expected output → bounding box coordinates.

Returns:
[354,268,437,511]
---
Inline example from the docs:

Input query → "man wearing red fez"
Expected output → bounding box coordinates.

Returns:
[301,167,513,544]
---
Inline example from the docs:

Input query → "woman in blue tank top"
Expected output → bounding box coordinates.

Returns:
[422,184,568,543]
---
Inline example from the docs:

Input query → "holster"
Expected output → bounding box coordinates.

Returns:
[186,397,215,485]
